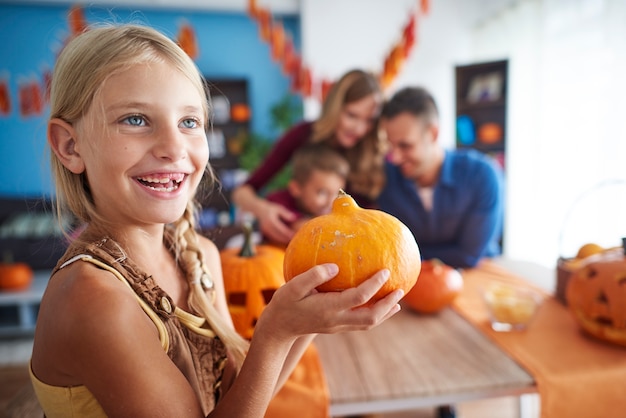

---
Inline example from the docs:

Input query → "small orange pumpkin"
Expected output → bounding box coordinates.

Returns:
[566,241,626,347]
[220,225,285,339]
[283,191,421,303]
[403,259,463,314]
[0,260,34,291]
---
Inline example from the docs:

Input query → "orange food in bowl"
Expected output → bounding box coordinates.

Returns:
[576,243,605,259]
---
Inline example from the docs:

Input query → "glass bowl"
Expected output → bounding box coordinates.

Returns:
[483,283,543,331]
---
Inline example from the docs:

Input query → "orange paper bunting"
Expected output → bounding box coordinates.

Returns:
[177,22,199,59]
[0,78,10,115]
[68,6,87,36]
[246,0,429,98]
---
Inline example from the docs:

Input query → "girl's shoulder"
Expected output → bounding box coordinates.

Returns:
[32,258,156,385]
[41,258,151,339]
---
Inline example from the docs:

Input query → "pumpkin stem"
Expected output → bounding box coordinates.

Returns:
[238,222,256,258]
[338,189,347,197]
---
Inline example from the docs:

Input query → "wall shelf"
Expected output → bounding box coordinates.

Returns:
[455,59,508,168]
[199,78,250,229]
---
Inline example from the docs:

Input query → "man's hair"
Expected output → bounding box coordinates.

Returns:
[291,144,349,185]
[381,86,439,124]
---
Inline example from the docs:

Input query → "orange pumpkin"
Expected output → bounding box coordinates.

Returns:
[0,261,33,291]
[403,259,463,314]
[283,191,421,303]
[566,242,626,347]
[221,225,285,339]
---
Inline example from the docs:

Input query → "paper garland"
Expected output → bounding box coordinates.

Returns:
[247,0,430,100]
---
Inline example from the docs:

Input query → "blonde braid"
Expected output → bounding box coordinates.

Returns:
[171,202,249,369]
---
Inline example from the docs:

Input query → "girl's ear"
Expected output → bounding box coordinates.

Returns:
[48,118,85,174]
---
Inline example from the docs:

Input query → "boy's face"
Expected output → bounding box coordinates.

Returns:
[289,169,346,217]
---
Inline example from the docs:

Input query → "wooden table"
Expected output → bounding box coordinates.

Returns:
[315,306,536,417]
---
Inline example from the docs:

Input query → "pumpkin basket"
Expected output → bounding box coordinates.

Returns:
[555,179,626,304]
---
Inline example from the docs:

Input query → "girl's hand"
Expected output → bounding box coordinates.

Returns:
[256,264,403,342]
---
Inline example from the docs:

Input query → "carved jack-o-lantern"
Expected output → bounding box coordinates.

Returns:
[220,225,285,339]
[566,241,626,347]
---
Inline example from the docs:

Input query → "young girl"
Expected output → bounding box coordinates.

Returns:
[30,24,403,417]
[232,69,386,245]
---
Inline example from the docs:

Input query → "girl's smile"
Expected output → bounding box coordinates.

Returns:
[135,172,188,194]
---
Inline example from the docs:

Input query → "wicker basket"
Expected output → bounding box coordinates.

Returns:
[555,180,626,305]
[555,257,577,304]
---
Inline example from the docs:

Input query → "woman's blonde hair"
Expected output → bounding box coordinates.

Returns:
[49,24,248,368]
[311,69,386,199]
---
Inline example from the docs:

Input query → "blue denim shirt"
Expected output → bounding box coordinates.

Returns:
[378,149,504,268]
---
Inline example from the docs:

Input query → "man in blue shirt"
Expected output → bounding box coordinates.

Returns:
[378,87,504,268]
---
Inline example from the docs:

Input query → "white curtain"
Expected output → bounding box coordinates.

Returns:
[470,0,626,269]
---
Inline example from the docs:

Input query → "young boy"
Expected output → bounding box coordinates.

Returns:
[266,143,349,235]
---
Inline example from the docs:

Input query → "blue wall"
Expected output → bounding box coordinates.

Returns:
[0,3,300,198]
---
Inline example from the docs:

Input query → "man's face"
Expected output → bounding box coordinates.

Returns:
[380,112,438,181]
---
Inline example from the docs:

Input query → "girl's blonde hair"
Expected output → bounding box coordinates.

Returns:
[311,69,386,199]
[49,24,248,368]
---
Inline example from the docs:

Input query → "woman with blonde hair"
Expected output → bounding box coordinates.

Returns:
[232,69,386,245]
[30,24,402,418]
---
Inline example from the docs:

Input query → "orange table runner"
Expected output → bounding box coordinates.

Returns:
[452,260,626,418]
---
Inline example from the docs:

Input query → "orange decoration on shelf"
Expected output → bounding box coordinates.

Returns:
[231,103,251,122]
[283,191,421,304]
[478,122,503,144]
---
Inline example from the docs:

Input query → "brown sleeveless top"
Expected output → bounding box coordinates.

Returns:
[38,236,229,416]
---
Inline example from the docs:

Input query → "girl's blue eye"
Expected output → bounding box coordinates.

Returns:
[181,118,198,129]
[124,115,145,126]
